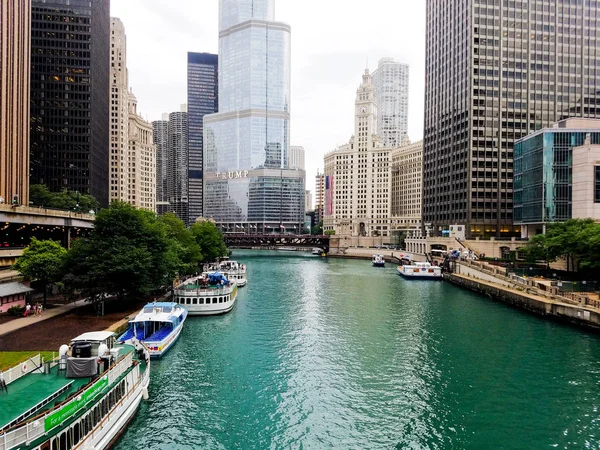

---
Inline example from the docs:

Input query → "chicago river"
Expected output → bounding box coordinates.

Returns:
[115,251,600,449]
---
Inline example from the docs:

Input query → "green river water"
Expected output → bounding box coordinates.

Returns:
[114,250,600,449]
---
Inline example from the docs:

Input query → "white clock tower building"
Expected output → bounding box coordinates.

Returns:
[323,69,392,238]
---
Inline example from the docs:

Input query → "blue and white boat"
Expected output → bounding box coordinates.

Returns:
[372,254,385,267]
[118,302,187,358]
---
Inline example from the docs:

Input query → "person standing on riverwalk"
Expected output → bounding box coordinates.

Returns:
[25,304,31,317]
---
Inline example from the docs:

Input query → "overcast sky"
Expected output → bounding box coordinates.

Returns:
[110,0,426,193]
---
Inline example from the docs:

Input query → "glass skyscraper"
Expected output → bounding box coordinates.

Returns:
[423,0,600,238]
[187,52,218,225]
[203,0,305,233]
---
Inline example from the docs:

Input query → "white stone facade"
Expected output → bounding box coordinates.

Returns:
[372,58,409,148]
[128,92,156,211]
[109,18,128,203]
[390,138,423,231]
[572,140,600,221]
[324,70,392,237]
[290,146,305,170]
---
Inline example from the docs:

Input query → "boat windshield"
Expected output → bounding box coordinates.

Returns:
[143,305,173,314]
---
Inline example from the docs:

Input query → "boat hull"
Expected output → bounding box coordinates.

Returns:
[179,285,239,316]
[397,268,443,279]
[144,322,184,359]
[372,262,385,267]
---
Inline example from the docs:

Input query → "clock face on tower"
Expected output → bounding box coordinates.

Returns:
[360,107,367,113]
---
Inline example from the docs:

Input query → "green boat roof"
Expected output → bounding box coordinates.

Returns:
[0,344,140,433]
[0,364,89,431]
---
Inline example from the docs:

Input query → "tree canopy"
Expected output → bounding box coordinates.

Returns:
[29,184,100,213]
[62,202,178,304]
[191,220,228,263]
[159,212,202,275]
[13,238,67,304]
[522,219,600,273]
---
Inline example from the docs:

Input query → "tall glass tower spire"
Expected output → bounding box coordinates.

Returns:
[203,0,304,233]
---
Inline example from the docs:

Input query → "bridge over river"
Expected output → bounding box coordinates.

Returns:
[223,234,330,253]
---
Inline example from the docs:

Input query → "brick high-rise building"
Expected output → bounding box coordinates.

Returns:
[0,0,31,206]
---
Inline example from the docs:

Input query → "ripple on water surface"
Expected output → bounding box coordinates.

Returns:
[115,251,600,449]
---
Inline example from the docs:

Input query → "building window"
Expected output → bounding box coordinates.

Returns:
[595,166,600,203]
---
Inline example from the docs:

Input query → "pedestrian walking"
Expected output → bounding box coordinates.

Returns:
[25,303,31,317]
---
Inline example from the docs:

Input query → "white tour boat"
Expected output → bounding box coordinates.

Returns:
[0,331,150,450]
[174,272,238,316]
[118,302,187,359]
[397,261,443,279]
[205,259,247,287]
[372,254,385,267]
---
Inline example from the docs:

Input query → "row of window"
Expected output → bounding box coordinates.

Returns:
[177,295,231,305]
[0,293,25,306]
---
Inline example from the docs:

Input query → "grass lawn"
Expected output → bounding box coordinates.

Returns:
[0,351,55,371]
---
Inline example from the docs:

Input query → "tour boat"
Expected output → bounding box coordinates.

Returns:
[174,272,238,316]
[372,254,385,267]
[312,248,322,255]
[0,331,150,450]
[118,302,187,359]
[205,259,247,287]
[397,262,443,279]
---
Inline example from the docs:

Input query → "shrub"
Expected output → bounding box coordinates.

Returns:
[7,306,25,316]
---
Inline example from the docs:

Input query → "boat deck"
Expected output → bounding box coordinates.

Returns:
[0,364,89,430]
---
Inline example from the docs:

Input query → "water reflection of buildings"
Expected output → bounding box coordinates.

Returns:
[203,0,304,233]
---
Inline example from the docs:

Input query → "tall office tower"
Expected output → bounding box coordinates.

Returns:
[187,52,218,224]
[153,117,169,215]
[314,170,325,225]
[109,17,129,204]
[289,146,306,170]
[423,0,600,238]
[304,190,312,212]
[0,0,31,206]
[323,70,392,238]
[372,58,409,148]
[169,106,189,223]
[390,138,423,232]
[204,0,305,233]
[30,0,110,207]
[127,91,156,211]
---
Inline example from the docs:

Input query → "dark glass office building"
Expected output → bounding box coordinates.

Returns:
[30,0,110,207]
[424,0,600,238]
[187,52,218,224]
[153,119,169,215]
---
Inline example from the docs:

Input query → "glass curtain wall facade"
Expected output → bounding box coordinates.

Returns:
[30,0,110,207]
[514,128,600,234]
[187,52,218,225]
[424,0,600,238]
[203,0,305,233]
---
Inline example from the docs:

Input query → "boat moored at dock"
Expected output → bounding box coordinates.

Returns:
[0,331,150,450]
[205,259,247,287]
[175,272,238,316]
[372,254,385,267]
[118,302,187,359]
[397,262,442,279]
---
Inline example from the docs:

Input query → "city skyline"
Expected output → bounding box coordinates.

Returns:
[109,0,426,186]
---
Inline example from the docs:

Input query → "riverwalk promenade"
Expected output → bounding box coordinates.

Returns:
[0,299,89,337]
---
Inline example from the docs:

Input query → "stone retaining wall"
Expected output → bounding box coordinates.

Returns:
[445,274,600,331]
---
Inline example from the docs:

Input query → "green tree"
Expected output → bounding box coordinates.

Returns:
[62,202,177,309]
[312,220,323,235]
[13,238,67,305]
[191,220,227,263]
[324,229,336,236]
[522,219,600,273]
[159,213,202,275]
[29,184,100,213]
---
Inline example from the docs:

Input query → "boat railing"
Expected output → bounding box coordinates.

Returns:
[0,352,133,450]
[175,284,234,296]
